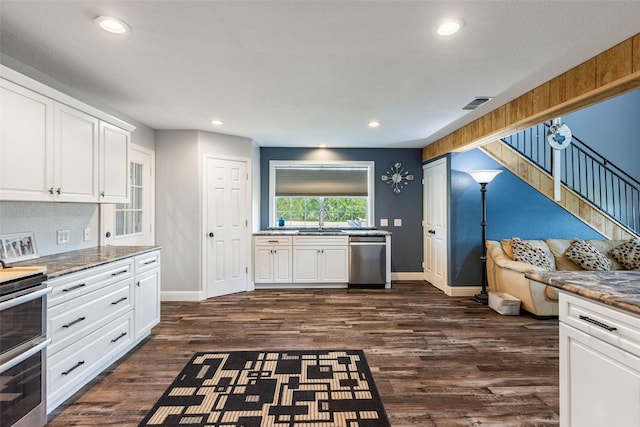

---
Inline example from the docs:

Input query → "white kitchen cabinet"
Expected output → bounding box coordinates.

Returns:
[0,67,134,203]
[134,251,161,339]
[559,292,640,427]
[99,121,130,203]
[53,104,99,202]
[0,79,54,201]
[292,236,349,284]
[45,250,160,413]
[254,236,293,283]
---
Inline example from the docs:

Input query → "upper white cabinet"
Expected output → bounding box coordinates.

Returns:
[54,104,99,202]
[0,79,54,201]
[0,65,134,203]
[99,122,129,203]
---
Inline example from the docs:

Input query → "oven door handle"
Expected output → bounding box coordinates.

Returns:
[0,286,51,312]
[0,337,51,373]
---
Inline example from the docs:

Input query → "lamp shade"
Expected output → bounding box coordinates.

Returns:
[467,169,502,184]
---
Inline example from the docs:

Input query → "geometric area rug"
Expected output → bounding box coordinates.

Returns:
[139,350,390,427]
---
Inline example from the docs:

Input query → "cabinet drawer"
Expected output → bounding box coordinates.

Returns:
[48,278,133,356]
[560,292,640,356]
[135,250,161,274]
[48,311,134,410]
[47,258,134,307]
[255,236,293,246]
[293,236,348,246]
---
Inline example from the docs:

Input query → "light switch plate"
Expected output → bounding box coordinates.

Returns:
[83,227,91,241]
[380,218,388,227]
[394,219,402,226]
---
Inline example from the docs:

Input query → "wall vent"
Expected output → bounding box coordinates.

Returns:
[462,97,494,110]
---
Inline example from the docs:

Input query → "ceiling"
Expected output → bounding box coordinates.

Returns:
[1,1,639,149]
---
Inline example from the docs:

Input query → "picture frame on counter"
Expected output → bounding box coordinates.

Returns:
[0,231,38,262]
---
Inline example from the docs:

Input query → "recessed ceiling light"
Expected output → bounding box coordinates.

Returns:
[436,19,464,37]
[94,16,130,34]
[211,120,224,126]
[368,121,381,128]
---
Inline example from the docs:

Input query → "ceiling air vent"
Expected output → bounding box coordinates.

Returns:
[462,97,494,110]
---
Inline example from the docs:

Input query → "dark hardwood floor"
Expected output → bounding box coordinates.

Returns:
[47,281,560,426]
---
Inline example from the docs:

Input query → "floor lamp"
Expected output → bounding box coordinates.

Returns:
[467,169,502,305]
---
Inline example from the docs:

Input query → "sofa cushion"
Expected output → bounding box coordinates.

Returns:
[565,239,612,271]
[587,239,626,270]
[510,237,554,270]
[609,238,640,270]
[546,239,582,271]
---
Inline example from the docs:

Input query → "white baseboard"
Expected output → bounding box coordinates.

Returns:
[391,272,424,281]
[161,290,205,301]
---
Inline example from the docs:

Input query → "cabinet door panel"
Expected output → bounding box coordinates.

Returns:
[55,104,98,201]
[561,323,640,427]
[135,269,160,339]
[0,80,53,201]
[100,121,129,203]
[273,247,292,282]
[293,247,320,282]
[321,247,349,282]
[254,247,274,283]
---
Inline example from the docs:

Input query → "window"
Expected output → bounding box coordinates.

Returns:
[269,161,374,228]
[115,162,143,236]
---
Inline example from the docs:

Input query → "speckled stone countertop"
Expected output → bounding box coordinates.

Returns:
[6,246,160,279]
[254,229,391,236]
[526,270,640,316]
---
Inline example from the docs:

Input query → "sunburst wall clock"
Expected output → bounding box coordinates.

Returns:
[381,162,414,194]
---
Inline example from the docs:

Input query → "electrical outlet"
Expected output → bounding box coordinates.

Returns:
[57,229,70,245]
[394,218,402,227]
[83,227,91,241]
[380,218,388,227]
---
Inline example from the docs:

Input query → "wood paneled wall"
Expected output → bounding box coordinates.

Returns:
[423,33,640,162]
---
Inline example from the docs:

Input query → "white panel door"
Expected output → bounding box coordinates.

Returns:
[205,158,248,298]
[423,158,448,291]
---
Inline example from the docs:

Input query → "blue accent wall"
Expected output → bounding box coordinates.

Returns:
[564,89,640,182]
[449,149,604,286]
[260,147,423,272]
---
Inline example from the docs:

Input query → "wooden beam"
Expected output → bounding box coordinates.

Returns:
[423,33,640,163]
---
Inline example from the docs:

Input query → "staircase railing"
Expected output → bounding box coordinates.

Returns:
[502,123,640,235]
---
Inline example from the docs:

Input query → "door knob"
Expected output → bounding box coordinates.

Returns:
[208,232,214,237]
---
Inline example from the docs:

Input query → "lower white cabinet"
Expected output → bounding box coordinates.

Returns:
[46,250,161,413]
[292,236,349,284]
[559,292,640,427]
[134,251,161,339]
[254,236,293,283]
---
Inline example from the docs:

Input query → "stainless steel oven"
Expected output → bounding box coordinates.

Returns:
[0,272,51,427]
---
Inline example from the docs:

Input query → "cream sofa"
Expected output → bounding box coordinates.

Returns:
[486,238,627,317]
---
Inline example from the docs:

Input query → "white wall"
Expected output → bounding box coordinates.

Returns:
[155,130,256,300]
[0,202,99,256]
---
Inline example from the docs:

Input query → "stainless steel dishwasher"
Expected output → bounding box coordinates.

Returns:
[349,236,386,288]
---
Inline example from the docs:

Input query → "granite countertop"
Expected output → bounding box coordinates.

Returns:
[4,245,161,279]
[254,229,392,236]
[526,270,640,316]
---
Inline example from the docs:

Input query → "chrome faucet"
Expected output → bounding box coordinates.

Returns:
[319,206,329,230]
